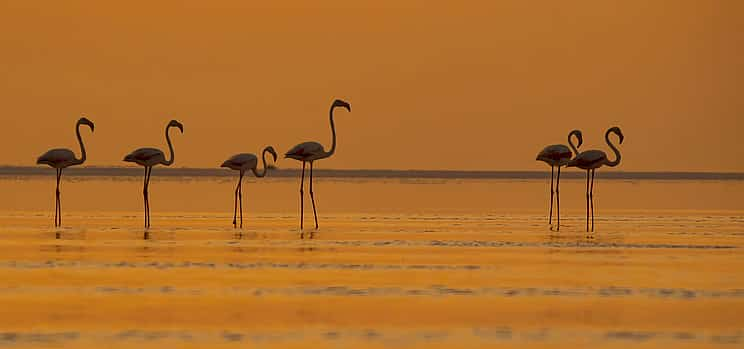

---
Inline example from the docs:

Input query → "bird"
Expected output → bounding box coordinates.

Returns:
[536,129,583,231]
[221,146,278,228]
[566,126,624,233]
[36,117,95,228]
[285,99,351,231]
[123,119,184,229]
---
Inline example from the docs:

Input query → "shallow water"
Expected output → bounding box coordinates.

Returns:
[0,177,742,348]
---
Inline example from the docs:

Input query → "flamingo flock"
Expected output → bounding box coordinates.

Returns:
[537,127,624,232]
[36,100,624,235]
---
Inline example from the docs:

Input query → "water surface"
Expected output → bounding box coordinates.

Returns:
[0,177,741,348]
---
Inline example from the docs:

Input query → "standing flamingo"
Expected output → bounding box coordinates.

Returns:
[566,126,624,233]
[123,120,184,228]
[285,99,351,231]
[221,146,278,228]
[536,129,583,231]
[36,117,95,227]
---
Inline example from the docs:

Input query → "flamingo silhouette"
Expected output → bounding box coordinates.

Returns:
[536,130,583,231]
[221,146,278,228]
[566,126,624,232]
[285,99,351,230]
[37,117,95,227]
[123,120,184,228]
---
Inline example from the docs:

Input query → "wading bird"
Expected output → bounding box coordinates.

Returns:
[285,99,351,231]
[221,146,278,228]
[566,126,624,233]
[123,120,184,229]
[37,117,95,227]
[536,129,583,231]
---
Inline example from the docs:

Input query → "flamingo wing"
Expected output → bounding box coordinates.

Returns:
[37,148,78,168]
[124,148,165,166]
[285,142,325,161]
[567,150,607,169]
[536,144,573,165]
[221,153,258,171]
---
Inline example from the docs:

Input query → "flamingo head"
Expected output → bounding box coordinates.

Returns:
[265,146,278,162]
[77,117,95,132]
[168,120,184,133]
[608,126,624,144]
[332,99,351,112]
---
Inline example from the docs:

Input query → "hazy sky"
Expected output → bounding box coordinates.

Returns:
[1,1,742,171]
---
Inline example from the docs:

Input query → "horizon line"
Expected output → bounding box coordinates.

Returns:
[0,166,742,181]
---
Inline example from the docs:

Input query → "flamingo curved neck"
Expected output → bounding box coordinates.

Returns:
[163,125,176,166]
[604,129,622,167]
[568,131,580,156]
[252,148,270,178]
[75,122,86,165]
[324,105,337,159]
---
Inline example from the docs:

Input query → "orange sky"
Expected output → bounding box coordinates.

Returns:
[1,1,742,171]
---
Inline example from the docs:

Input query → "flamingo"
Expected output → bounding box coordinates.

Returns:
[36,117,95,227]
[285,99,351,230]
[566,126,624,232]
[536,129,583,231]
[123,119,184,228]
[221,146,278,228]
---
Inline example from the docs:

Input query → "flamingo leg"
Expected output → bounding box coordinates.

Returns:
[144,167,152,228]
[238,171,244,229]
[309,162,319,229]
[232,172,240,228]
[142,167,148,228]
[590,169,596,232]
[55,168,61,227]
[59,168,63,227]
[147,167,153,228]
[556,166,561,231]
[299,162,306,230]
[548,165,554,226]
[585,169,590,232]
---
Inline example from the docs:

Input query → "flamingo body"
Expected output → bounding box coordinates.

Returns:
[285,142,327,162]
[124,147,167,167]
[565,150,608,170]
[221,153,259,171]
[37,149,80,168]
[536,144,573,167]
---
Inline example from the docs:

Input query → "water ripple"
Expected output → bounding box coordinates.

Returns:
[1,285,742,299]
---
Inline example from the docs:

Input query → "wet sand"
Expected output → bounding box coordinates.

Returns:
[0,177,742,347]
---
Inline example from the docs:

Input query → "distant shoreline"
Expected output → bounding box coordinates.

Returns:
[0,166,742,181]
